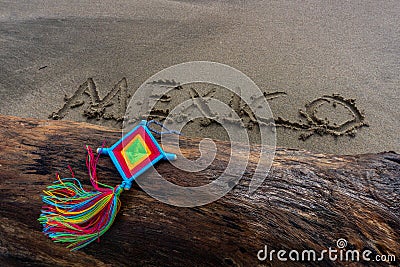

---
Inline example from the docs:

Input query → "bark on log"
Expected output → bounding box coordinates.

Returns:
[0,114,398,267]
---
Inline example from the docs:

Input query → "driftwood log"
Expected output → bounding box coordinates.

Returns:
[0,114,398,267]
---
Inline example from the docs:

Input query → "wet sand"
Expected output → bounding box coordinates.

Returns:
[0,0,399,155]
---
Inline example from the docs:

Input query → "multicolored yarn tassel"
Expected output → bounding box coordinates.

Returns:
[38,120,178,250]
[38,146,123,250]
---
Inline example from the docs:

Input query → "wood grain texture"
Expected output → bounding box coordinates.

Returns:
[0,115,398,266]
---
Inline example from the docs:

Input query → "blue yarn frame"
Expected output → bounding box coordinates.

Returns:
[100,120,175,185]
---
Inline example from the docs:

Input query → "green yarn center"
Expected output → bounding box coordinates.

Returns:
[125,138,148,164]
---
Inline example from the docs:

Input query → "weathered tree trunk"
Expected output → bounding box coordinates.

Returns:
[0,114,398,266]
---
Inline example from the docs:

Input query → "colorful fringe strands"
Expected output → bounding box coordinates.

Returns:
[38,120,178,250]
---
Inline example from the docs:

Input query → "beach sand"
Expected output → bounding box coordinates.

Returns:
[0,0,399,155]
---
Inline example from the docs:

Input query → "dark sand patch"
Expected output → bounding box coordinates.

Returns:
[0,0,399,154]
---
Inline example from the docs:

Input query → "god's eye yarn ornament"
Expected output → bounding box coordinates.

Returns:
[38,120,178,250]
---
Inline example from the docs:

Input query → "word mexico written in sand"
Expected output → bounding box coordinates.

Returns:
[49,78,368,140]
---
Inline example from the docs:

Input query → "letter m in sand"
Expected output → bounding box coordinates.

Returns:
[50,78,128,122]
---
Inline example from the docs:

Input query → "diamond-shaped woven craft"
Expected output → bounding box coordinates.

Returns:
[97,120,176,186]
